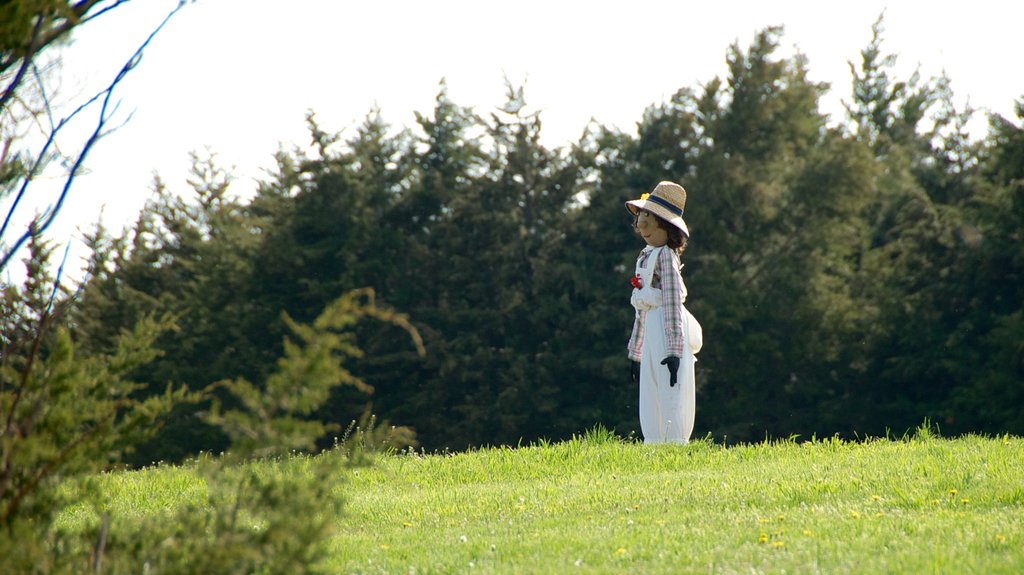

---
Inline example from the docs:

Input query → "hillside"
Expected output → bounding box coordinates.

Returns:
[60,427,1024,574]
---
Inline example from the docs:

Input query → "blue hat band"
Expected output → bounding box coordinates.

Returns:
[647,194,684,217]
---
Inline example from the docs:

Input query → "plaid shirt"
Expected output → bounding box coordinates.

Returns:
[627,247,686,361]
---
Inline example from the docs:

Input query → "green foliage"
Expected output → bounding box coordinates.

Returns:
[3,240,420,572]
[205,288,424,459]
[6,9,1024,571]
[63,17,1024,460]
[845,15,937,151]
[1,1,90,93]
[85,289,423,573]
[1,242,188,571]
[3,2,427,572]
[396,79,587,448]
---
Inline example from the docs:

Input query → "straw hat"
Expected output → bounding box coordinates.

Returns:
[625,181,689,237]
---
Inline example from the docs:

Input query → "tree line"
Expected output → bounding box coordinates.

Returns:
[16,22,1024,464]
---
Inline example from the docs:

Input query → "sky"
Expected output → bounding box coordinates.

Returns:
[5,0,1022,282]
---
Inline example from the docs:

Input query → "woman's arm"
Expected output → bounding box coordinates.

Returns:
[658,248,685,357]
[627,311,644,361]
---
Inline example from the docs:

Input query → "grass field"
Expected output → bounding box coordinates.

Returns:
[59,426,1024,574]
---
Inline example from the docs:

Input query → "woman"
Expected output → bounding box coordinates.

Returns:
[626,181,701,444]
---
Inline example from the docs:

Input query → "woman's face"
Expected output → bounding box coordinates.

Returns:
[635,209,668,247]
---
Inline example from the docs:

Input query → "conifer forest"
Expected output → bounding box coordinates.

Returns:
[4,8,1023,466]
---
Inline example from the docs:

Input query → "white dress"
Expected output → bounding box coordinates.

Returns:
[630,246,701,444]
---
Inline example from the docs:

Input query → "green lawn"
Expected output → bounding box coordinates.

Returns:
[61,428,1024,574]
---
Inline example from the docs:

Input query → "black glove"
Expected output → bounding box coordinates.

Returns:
[631,360,640,385]
[661,356,680,386]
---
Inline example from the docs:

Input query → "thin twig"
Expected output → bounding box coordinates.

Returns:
[2,303,51,442]
[0,16,45,111]
[228,476,248,532]
[92,513,110,573]
[45,241,72,316]
[0,2,187,272]
[78,0,133,26]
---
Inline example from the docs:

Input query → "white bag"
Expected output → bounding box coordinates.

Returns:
[683,306,702,355]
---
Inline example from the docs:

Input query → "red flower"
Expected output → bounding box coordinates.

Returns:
[630,274,642,289]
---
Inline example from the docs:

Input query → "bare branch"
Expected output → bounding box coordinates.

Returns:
[77,0,133,26]
[91,513,110,574]
[30,63,57,133]
[0,2,187,273]
[0,15,46,112]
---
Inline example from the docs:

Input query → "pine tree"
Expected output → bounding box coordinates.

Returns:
[943,100,1024,435]
[1,237,188,571]
[683,26,835,439]
[72,152,269,463]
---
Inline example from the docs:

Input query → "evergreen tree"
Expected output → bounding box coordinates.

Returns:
[842,17,983,436]
[73,152,263,462]
[352,82,489,445]
[61,20,1024,455]
[1,237,187,572]
[944,100,1024,434]
[394,83,584,448]
[681,27,835,439]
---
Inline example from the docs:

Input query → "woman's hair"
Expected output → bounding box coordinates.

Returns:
[665,223,688,254]
[632,212,688,254]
